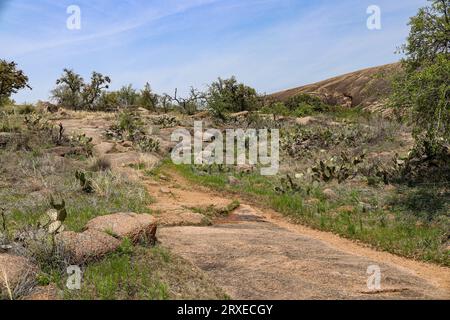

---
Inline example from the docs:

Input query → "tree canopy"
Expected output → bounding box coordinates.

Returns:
[0,60,31,106]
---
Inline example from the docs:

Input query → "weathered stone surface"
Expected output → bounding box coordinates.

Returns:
[122,141,133,148]
[323,188,338,200]
[23,284,60,300]
[295,116,314,126]
[56,229,121,264]
[228,176,241,186]
[93,142,115,156]
[0,254,37,296]
[159,187,172,194]
[86,212,157,244]
[236,164,255,174]
[152,204,206,226]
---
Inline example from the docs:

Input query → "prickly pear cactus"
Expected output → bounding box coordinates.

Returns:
[38,197,67,235]
[75,170,94,193]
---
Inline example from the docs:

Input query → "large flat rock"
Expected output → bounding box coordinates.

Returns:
[86,212,157,243]
[57,229,121,264]
[158,215,445,300]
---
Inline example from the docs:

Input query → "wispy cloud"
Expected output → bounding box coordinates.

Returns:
[0,0,428,103]
[0,0,220,56]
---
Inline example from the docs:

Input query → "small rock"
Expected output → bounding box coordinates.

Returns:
[160,187,172,194]
[122,141,133,148]
[228,176,241,186]
[358,202,374,212]
[305,198,320,206]
[159,174,169,181]
[323,188,337,200]
[236,164,255,174]
[295,116,314,126]
[93,142,115,156]
[112,143,128,153]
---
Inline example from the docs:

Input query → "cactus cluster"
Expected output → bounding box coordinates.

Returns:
[137,136,160,153]
[275,174,303,194]
[24,114,52,132]
[70,134,94,157]
[281,123,384,159]
[309,152,366,184]
[75,170,94,193]
[151,115,180,128]
[38,196,67,235]
[105,111,161,153]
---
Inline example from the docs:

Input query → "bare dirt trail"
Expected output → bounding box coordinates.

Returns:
[56,114,450,300]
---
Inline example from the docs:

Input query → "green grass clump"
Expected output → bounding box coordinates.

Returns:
[64,243,228,300]
[64,243,169,300]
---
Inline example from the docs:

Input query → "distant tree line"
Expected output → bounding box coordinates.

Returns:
[50,69,268,117]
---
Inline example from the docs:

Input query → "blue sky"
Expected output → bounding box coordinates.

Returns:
[0,0,427,103]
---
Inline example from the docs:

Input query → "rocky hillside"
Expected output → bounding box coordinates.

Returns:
[270,62,402,111]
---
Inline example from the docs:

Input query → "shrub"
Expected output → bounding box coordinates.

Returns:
[139,83,159,111]
[117,84,139,108]
[52,69,111,111]
[52,69,84,110]
[285,94,329,114]
[97,91,120,111]
[207,77,260,120]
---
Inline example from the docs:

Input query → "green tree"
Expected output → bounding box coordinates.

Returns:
[206,77,260,120]
[52,69,84,109]
[139,82,159,111]
[285,94,329,115]
[0,60,31,107]
[117,84,139,108]
[401,0,450,71]
[98,91,120,111]
[392,0,450,155]
[81,72,111,110]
